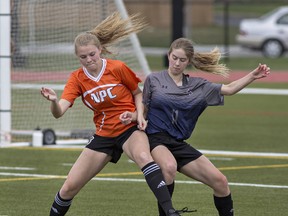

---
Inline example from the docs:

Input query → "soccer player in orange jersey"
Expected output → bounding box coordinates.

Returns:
[41,12,182,216]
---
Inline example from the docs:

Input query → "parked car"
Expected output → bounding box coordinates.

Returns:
[236,6,288,58]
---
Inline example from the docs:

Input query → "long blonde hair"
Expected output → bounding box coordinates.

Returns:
[168,38,230,77]
[74,12,147,55]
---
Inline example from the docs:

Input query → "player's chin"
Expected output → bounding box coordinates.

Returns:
[86,64,97,70]
[172,67,182,73]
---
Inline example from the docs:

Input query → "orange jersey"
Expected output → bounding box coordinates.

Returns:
[61,59,141,137]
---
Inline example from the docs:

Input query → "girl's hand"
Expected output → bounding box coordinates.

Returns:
[137,114,147,131]
[119,111,135,125]
[40,87,58,102]
[119,111,147,131]
[251,63,270,80]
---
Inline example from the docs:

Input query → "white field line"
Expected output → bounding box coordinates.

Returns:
[0,166,35,170]
[0,172,288,189]
[200,150,288,158]
[207,157,235,161]
[238,88,288,95]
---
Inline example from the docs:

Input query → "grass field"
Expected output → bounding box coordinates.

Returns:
[1,88,288,215]
[0,147,288,216]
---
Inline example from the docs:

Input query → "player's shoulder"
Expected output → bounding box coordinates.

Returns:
[72,67,83,74]
[148,70,167,79]
[188,75,209,84]
[68,67,84,79]
[105,58,125,68]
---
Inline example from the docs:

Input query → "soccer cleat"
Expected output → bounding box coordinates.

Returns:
[167,209,180,216]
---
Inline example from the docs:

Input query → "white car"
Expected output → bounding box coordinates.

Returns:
[236,6,288,58]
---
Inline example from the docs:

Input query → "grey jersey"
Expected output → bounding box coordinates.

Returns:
[143,70,224,140]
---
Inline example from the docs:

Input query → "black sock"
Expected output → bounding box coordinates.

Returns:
[142,162,173,215]
[158,182,175,216]
[50,192,73,216]
[214,194,234,216]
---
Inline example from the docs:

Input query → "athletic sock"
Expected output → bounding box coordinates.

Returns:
[158,181,175,216]
[214,193,234,216]
[50,192,73,216]
[142,162,173,215]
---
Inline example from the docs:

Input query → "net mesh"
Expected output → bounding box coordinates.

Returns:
[11,0,147,141]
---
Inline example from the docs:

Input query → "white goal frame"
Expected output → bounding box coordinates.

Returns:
[0,0,11,145]
[0,0,150,146]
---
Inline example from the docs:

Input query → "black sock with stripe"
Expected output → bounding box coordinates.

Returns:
[142,162,173,215]
[50,192,72,216]
[158,181,175,216]
[214,193,234,216]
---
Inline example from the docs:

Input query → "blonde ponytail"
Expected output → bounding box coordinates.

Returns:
[192,48,230,77]
[74,12,147,55]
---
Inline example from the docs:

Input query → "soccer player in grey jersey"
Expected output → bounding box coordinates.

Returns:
[143,71,223,141]
[121,37,270,216]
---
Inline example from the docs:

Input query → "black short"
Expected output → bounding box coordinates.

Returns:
[85,125,138,163]
[148,132,202,170]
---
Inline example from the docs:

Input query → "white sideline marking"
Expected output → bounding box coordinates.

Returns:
[62,163,74,166]
[0,172,61,179]
[239,88,288,95]
[0,172,288,189]
[0,166,35,170]
[208,157,234,161]
[200,150,288,158]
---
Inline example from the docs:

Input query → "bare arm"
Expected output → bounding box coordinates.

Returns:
[221,63,270,96]
[40,87,71,118]
[132,87,147,130]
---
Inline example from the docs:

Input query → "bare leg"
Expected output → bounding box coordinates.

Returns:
[151,146,177,216]
[180,155,230,196]
[122,130,175,216]
[50,148,111,216]
[151,145,177,184]
[180,155,233,216]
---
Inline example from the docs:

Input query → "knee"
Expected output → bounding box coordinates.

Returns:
[216,173,229,187]
[134,151,153,167]
[213,174,230,195]
[60,180,80,199]
[161,161,177,183]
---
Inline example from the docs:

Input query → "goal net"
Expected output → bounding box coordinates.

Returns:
[6,0,150,144]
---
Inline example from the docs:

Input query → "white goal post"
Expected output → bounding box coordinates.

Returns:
[0,0,11,145]
[0,0,151,146]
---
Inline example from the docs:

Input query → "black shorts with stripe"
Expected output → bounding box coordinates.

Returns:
[148,132,202,171]
[85,125,138,163]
